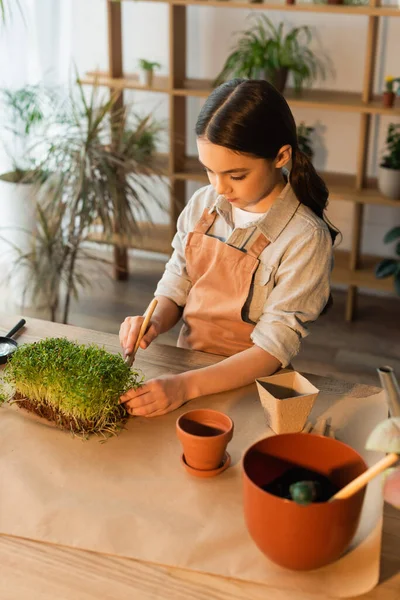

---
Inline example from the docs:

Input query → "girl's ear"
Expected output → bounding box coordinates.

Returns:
[275,145,292,169]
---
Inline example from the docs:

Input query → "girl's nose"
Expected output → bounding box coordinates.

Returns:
[215,176,232,196]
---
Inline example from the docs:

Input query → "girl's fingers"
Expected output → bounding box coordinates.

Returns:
[140,323,158,349]
[125,317,145,354]
[127,402,160,417]
[120,384,150,404]
[119,320,130,348]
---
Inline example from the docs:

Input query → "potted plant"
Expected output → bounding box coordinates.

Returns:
[214,15,325,94]
[377,123,400,200]
[0,337,143,438]
[0,85,56,305]
[297,121,314,160]
[138,59,161,87]
[5,78,166,323]
[375,226,400,295]
[383,75,400,109]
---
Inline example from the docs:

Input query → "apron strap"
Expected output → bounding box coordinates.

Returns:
[246,233,271,258]
[193,208,218,234]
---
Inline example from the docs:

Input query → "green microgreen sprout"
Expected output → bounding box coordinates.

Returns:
[0,337,143,438]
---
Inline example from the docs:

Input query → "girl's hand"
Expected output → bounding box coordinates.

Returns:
[119,315,160,357]
[384,467,400,509]
[120,373,192,417]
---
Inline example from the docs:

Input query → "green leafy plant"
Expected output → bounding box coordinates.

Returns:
[0,338,143,437]
[375,226,400,295]
[11,77,167,323]
[0,84,57,183]
[297,122,314,159]
[384,76,400,94]
[138,59,161,72]
[214,15,325,93]
[380,124,400,170]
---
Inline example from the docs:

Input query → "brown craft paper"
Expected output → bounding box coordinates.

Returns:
[0,372,387,599]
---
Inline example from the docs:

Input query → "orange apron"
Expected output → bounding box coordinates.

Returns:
[177,208,271,357]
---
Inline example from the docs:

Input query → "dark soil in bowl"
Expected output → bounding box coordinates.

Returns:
[262,467,339,502]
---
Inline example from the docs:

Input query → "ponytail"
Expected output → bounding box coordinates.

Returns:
[290,148,339,244]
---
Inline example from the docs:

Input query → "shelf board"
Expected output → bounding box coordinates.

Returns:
[174,81,400,115]
[82,73,400,115]
[171,0,400,17]
[80,72,170,94]
[333,251,395,292]
[175,156,400,207]
[119,0,400,16]
[87,222,172,254]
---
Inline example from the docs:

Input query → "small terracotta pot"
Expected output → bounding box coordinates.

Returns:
[176,409,233,471]
[243,433,367,571]
[327,0,343,4]
[286,0,296,4]
[383,91,395,108]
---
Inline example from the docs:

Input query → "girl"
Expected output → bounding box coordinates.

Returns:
[119,78,337,417]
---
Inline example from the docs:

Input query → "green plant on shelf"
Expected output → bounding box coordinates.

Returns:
[297,122,314,160]
[375,227,400,296]
[138,59,161,72]
[384,76,400,94]
[381,124,400,170]
[138,59,161,87]
[214,15,325,94]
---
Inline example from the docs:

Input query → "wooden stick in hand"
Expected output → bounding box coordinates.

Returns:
[330,452,399,501]
[125,298,158,367]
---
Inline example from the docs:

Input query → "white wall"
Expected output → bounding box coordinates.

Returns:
[70,1,399,258]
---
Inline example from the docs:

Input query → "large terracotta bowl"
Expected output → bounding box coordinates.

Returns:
[243,433,367,571]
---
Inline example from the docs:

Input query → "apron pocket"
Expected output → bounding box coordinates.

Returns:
[247,265,275,322]
[254,264,274,287]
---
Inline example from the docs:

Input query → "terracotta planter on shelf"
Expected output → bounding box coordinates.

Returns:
[383,91,395,108]
[327,0,343,4]
[286,0,296,4]
[256,371,319,434]
[378,166,400,200]
[243,433,367,571]
[176,409,233,475]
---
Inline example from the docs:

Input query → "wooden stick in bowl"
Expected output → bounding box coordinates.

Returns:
[330,452,399,501]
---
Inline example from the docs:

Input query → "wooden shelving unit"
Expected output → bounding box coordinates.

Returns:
[83,0,399,319]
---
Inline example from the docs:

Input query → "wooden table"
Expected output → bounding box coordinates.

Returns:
[0,315,399,600]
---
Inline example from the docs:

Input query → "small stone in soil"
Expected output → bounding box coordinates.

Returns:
[262,467,339,502]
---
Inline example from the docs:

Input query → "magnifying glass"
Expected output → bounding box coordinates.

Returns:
[0,319,26,365]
